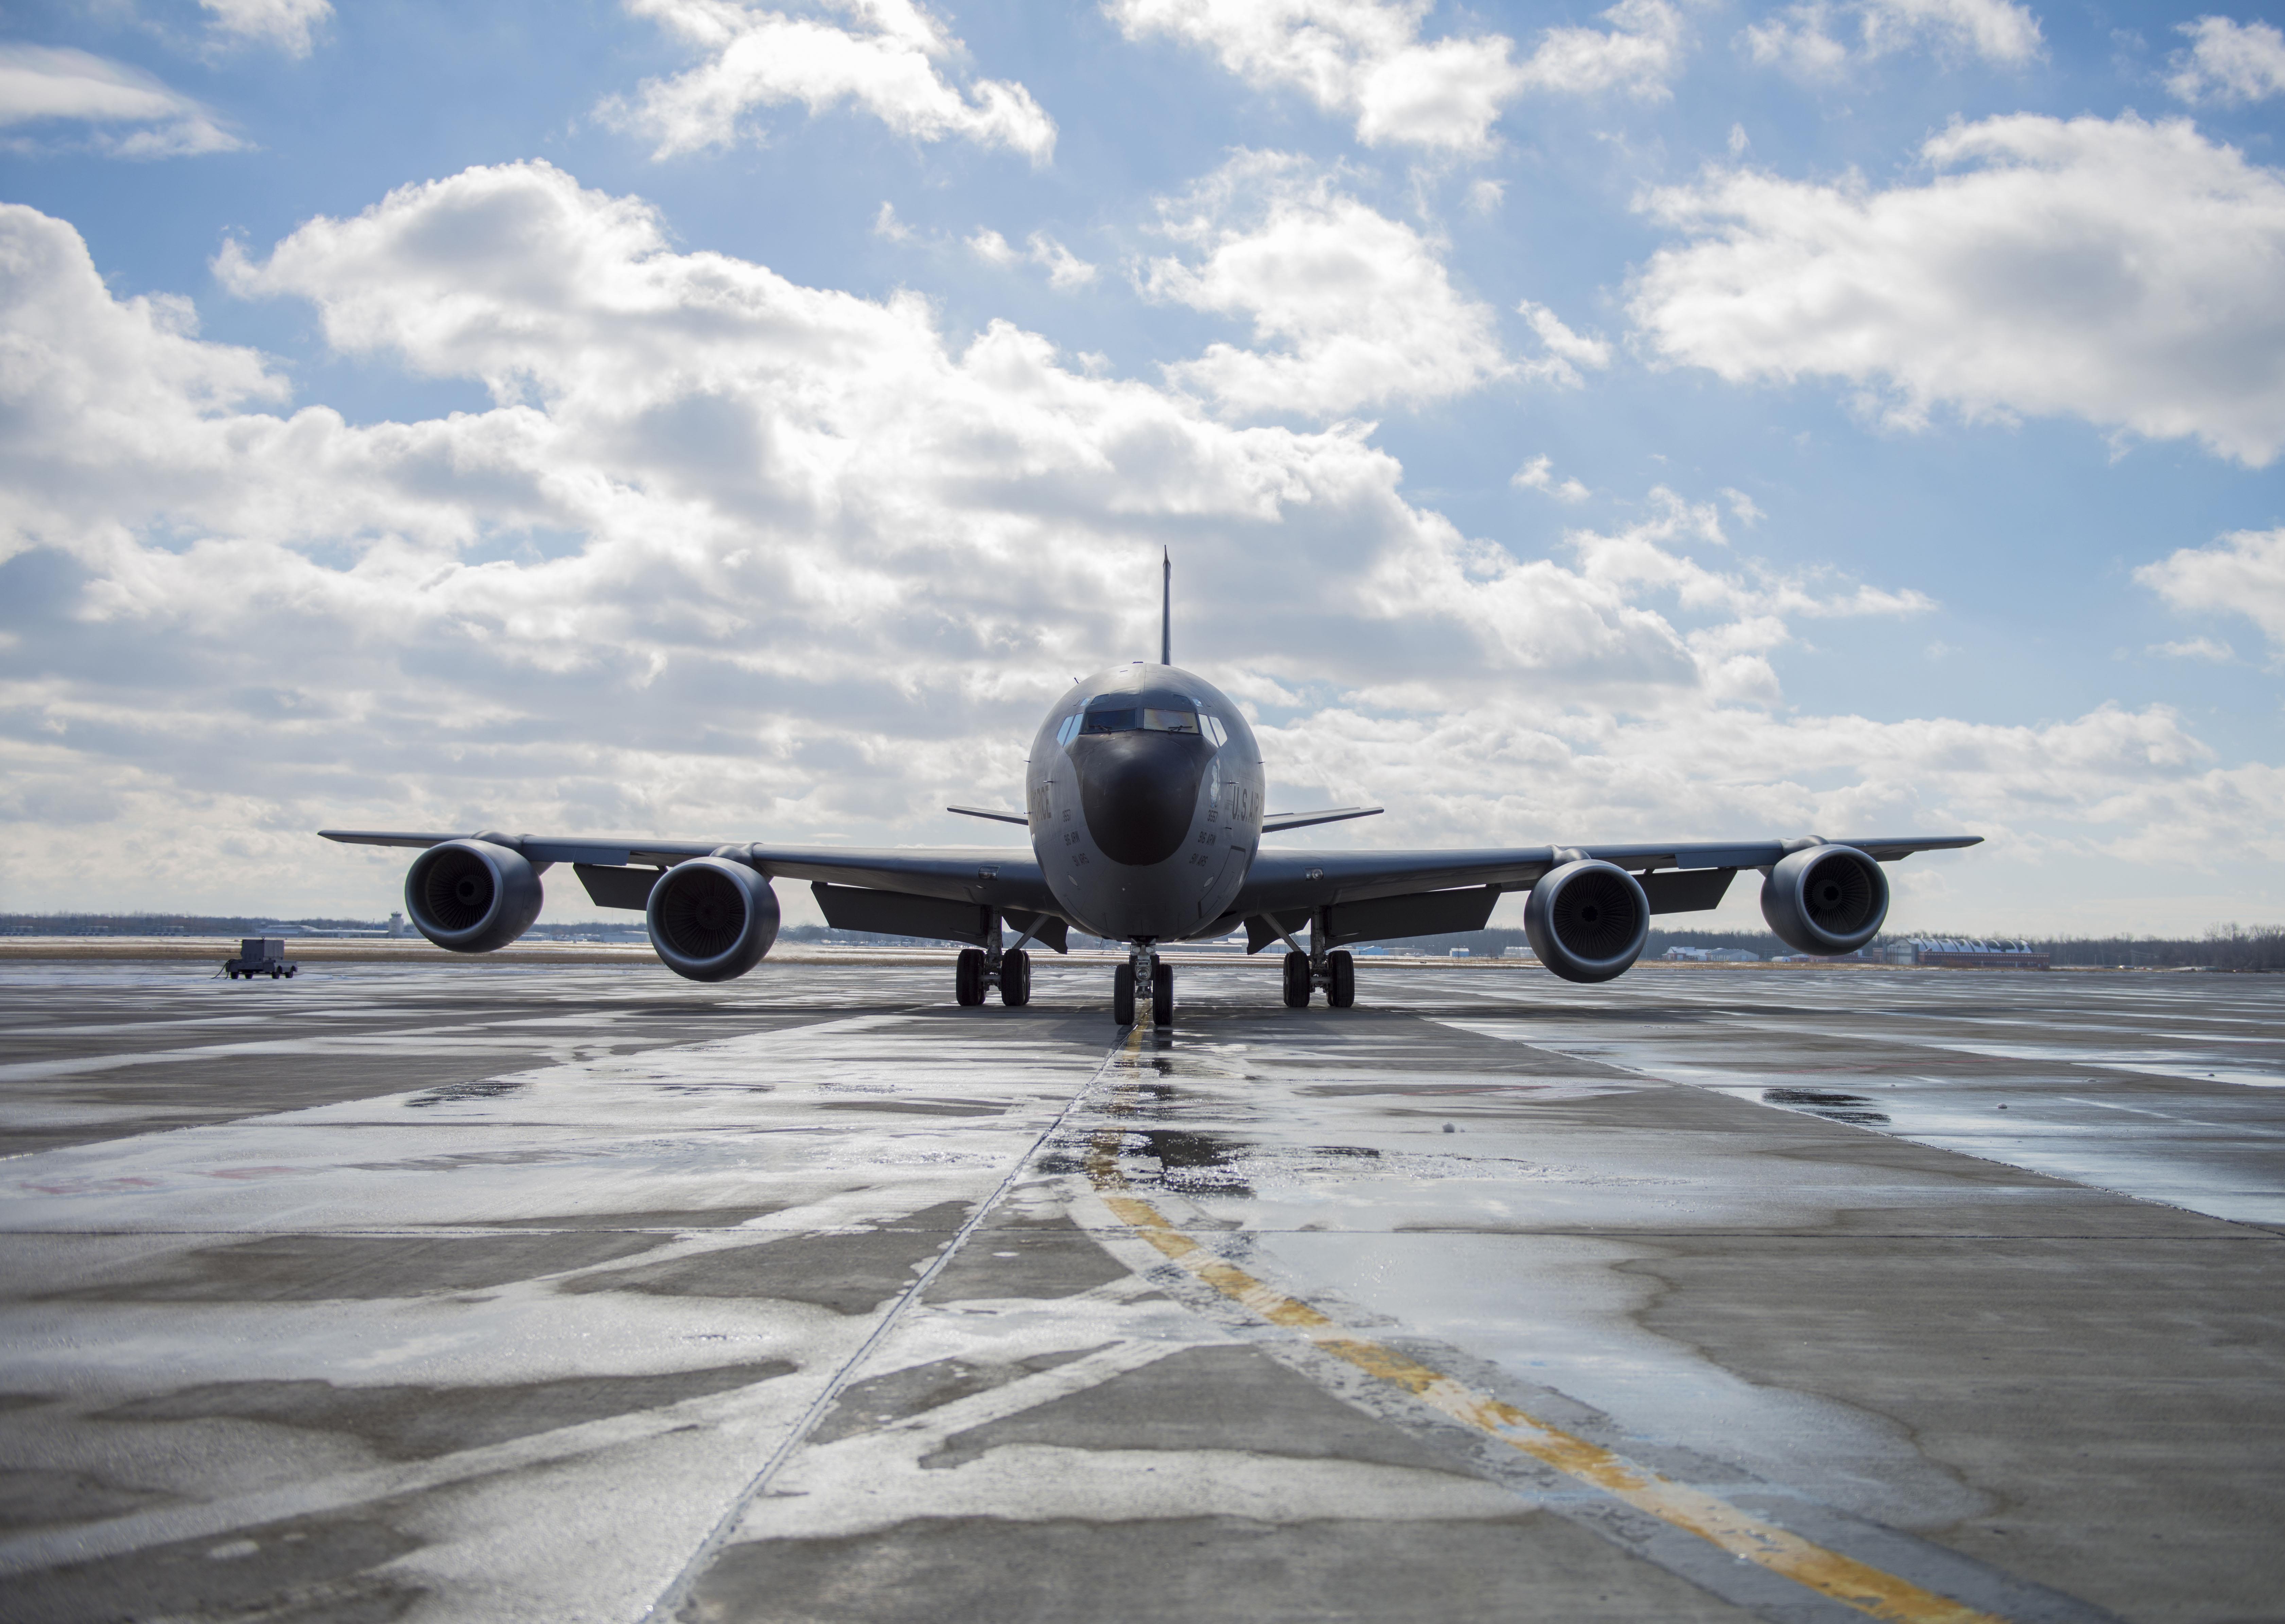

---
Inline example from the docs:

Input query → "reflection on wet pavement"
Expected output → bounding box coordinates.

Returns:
[0,959,2279,1624]
[1761,1087,1892,1126]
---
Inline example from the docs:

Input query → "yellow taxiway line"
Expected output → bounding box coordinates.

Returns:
[1085,1018,2004,1624]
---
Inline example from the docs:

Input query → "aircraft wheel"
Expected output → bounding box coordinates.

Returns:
[1000,949,1030,1007]
[1112,961,1136,1025]
[1327,950,1355,1008]
[1152,960,1173,1026]
[1282,950,1311,1008]
[955,948,986,1006]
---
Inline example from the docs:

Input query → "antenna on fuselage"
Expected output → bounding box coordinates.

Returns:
[1160,547,1171,667]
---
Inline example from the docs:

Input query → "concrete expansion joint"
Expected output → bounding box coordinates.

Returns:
[636,1025,1138,1623]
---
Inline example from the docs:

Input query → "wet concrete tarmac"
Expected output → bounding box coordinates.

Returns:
[0,959,2278,1623]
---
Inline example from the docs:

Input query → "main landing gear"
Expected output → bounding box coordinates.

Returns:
[953,917,1030,1008]
[1281,911,1356,1009]
[1112,946,1173,1027]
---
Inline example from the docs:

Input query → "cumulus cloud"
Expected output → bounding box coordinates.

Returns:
[1511,0,1689,97]
[199,0,334,57]
[1262,699,2280,907]
[0,45,244,157]
[2166,15,2285,105]
[2146,635,2236,662]
[1141,153,1511,417]
[1106,0,1685,154]
[1513,455,1590,502]
[966,226,1095,287]
[2,162,2277,929]
[602,0,1054,162]
[1630,114,2285,466]
[1027,231,1097,289]
[1743,0,2041,76]
[2137,527,2285,652]
[966,225,1017,264]
[1516,299,1612,388]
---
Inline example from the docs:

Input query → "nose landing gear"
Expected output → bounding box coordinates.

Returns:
[953,919,1034,1008]
[1113,946,1173,1026]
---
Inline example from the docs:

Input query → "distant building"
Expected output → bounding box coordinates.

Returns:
[1895,938,2051,970]
[1662,946,1759,963]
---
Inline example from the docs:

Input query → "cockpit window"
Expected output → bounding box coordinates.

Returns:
[1080,704,1200,735]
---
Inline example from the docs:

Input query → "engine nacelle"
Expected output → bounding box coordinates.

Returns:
[1525,860,1651,984]
[1761,844,1889,955]
[405,838,545,954]
[647,858,779,982]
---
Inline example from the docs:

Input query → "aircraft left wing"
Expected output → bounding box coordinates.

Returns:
[1213,834,1982,946]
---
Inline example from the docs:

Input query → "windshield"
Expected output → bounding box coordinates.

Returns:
[1081,705,1199,735]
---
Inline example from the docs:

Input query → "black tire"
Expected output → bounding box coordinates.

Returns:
[955,948,986,1006]
[270,966,282,980]
[1327,950,1355,1008]
[285,967,298,978]
[1152,960,1174,1026]
[999,949,1030,1006]
[1112,961,1136,1025]
[1283,950,1311,1007]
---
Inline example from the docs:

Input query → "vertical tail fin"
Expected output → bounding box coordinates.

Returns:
[1161,548,1171,667]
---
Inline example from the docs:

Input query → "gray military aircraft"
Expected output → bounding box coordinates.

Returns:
[322,557,1977,1024]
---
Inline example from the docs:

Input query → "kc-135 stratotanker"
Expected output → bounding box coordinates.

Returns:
[322,558,1978,1025]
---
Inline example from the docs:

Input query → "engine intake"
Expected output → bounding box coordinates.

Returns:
[405,839,544,954]
[647,858,779,982]
[1761,844,1888,955]
[1525,860,1650,984]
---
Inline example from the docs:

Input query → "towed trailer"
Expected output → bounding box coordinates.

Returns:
[223,938,298,980]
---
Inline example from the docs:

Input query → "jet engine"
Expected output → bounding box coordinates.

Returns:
[405,838,545,953]
[1761,844,1888,955]
[647,857,780,982]
[1525,860,1650,984]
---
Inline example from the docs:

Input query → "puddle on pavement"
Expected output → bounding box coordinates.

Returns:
[20,1231,670,1303]
[1761,1087,1892,1127]
[406,1079,530,1107]
[89,1360,794,1461]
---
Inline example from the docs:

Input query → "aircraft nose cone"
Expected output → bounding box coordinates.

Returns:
[1073,734,1211,866]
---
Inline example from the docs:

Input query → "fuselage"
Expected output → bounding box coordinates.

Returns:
[1024,664,1266,942]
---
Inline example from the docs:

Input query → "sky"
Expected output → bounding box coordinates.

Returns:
[0,0,2280,937]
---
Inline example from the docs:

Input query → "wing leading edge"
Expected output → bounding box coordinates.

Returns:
[317,830,1055,913]
[321,828,1979,947]
[1212,834,1981,944]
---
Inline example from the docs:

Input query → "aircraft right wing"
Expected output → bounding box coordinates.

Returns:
[1262,806,1383,833]
[320,829,1058,913]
